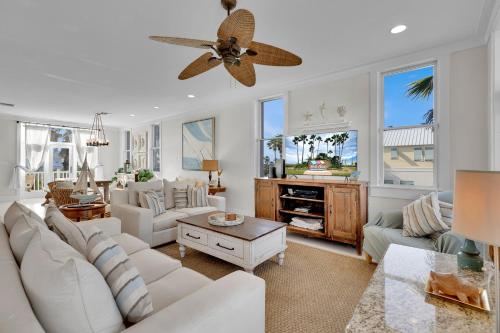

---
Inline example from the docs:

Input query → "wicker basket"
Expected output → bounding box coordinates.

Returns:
[48,181,79,206]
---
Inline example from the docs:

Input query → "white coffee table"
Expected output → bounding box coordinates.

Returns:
[176,212,287,274]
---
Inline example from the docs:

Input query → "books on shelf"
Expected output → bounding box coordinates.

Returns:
[290,217,323,231]
[294,206,312,213]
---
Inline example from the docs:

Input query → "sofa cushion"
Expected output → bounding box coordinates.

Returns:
[4,202,31,234]
[439,201,453,227]
[112,233,150,255]
[152,210,188,232]
[44,204,87,254]
[9,214,48,264]
[147,267,212,314]
[163,179,176,210]
[139,190,166,216]
[175,206,217,216]
[127,180,163,207]
[0,223,16,262]
[21,229,124,333]
[129,249,182,284]
[402,192,449,237]
[86,226,153,323]
[187,184,209,208]
[174,188,188,209]
[0,261,45,333]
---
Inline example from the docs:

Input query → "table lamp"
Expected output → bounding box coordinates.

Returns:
[453,170,500,332]
[202,160,218,184]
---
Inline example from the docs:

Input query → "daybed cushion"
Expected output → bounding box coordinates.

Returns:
[129,249,182,285]
[0,223,17,262]
[112,233,150,255]
[127,180,163,207]
[4,202,32,234]
[21,229,124,333]
[9,214,48,263]
[147,267,212,314]
[175,206,217,216]
[152,210,188,232]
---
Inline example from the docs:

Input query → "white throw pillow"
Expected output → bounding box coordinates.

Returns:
[127,180,163,207]
[85,226,153,323]
[4,202,32,234]
[187,184,209,208]
[163,179,176,209]
[138,190,166,216]
[9,214,49,263]
[44,203,87,254]
[439,201,453,228]
[402,192,449,237]
[21,229,124,333]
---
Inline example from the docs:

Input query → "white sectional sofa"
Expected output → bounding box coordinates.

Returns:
[111,179,226,247]
[0,201,265,333]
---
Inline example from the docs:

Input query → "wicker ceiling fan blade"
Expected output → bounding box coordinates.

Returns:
[217,9,255,48]
[224,54,256,87]
[246,41,302,66]
[149,36,216,49]
[178,52,222,80]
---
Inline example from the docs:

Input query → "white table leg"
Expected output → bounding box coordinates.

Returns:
[278,251,285,266]
[179,244,186,258]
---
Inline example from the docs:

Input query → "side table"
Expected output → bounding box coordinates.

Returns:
[208,186,226,195]
[59,203,107,222]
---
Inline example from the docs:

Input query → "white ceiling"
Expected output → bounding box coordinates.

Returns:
[0,0,494,127]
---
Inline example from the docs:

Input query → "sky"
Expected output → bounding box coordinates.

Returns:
[384,65,434,128]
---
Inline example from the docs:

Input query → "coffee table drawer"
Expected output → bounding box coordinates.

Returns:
[209,235,244,259]
[181,226,208,246]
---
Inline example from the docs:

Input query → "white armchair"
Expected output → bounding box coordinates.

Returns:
[111,181,226,247]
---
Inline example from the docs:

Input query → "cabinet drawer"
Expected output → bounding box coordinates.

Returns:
[181,226,208,246]
[208,236,244,259]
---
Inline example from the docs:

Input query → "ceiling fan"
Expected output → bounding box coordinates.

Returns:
[149,0,302,87]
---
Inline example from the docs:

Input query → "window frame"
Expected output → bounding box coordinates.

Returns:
[150,123,161,174]
[257,94,287,177]
[390,147,398,160]
[379,61,438,189]
[123,129,132,165]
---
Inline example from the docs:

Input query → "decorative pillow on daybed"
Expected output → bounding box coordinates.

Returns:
[85,226,153,323]
[187,184,209,208]
[44,203,87,254]
[9,214,49,263]
[21,229,124,333]
[438,200,453,228]
[402,192,449,237]
[139,190,166,216]
[3,201,33,233]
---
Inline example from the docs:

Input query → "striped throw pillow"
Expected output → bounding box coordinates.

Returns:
[187,185,209,208]
[138,190,166,216]
[174,188,188,209]
[402,192,449,237]
[439,201,453,228]
[85,226,153,323]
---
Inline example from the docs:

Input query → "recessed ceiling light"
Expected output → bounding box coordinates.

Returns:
[390,25,407,34]
[187,94,196,99]
[129,114,136,117]
[153,106,160,109]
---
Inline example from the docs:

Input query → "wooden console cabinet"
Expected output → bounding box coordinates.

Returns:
[255,178,368,254]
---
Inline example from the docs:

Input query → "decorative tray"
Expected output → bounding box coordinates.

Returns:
[424,279,491,312]
[208,213,245,227]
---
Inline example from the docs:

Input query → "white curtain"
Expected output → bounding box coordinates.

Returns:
[74,129,98,169]
[25,125,50,171]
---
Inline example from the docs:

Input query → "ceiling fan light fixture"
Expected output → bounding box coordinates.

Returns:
[390,25,407,34]
[87,112,110,146]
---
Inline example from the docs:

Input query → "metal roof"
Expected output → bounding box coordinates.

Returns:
[383,125,434,147]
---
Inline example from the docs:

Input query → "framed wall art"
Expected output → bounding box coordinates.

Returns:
[182,117,215,170]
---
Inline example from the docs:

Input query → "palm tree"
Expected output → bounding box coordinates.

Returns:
[339,132,349,156]
[299,135,307,164]
[307,135,316,160]
[315,136,323,156]
[266,135,282,160]
[406,75,434,124]
[292,136,300,164]
[324,137,331,156]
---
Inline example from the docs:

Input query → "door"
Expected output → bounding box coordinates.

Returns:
[49,145,73,181]
[327,186,357,241]
[255,180,276,220]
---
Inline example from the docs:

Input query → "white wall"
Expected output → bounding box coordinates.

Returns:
[0,119,18,200]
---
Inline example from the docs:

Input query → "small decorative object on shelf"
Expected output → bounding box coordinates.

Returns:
[124,160,131,173]
[70,154,101,205]
[86,112,110,146]
[217,169,223,187]
[136,169,154,182]
[425,271,489,311]
[208,212,244,227]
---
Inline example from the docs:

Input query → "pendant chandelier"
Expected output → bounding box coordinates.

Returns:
[87,112,110,146]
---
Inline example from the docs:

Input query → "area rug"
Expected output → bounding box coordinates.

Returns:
[157,241,375,333]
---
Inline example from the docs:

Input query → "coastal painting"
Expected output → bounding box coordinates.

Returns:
[182,117,215,170]
[284,130,358,177]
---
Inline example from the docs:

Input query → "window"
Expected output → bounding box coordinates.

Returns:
[259,98,285,177]
[390,147,398,160]
[414,147,423,161]
[151,124,161,173]
[382,64,436,187]
[124,130,131,163]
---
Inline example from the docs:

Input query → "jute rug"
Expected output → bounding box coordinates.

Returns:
[157,241,375,333]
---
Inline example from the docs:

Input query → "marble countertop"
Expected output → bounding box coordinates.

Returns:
[346,244,495,333]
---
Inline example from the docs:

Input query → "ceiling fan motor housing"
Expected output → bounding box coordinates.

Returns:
[221,0,237,11]
[218,37,241,65]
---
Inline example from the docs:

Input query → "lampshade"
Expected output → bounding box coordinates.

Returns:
[202,160,219,171]
[453,170,500,247]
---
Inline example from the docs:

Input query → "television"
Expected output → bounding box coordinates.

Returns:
[285,130,358,177]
